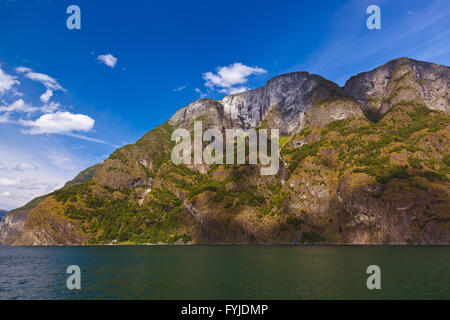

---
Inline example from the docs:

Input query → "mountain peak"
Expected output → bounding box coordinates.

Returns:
[344,57,449,119]
[170,70,346,134]
[171,57,449,134]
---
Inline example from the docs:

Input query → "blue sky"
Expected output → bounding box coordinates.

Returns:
[0,0,449,209]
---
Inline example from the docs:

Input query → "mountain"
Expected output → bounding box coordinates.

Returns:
[0,209,7,221]
[0,57,448,246]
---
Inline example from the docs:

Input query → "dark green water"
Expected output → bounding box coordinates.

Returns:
[0,246,448,299]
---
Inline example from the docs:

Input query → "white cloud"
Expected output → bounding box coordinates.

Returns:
[0,191,26,200]
[0,67,19,94]
[40,89,53,103]
[0,162,36,172]
[19,111,95,135]
[97,54,118,68]
[0,177,58,191]
[0,62,113,208]
[65,133,109,145]
[40,101,61,113]
[0,100,108,145]
[25,71,64,91]
[0,99,38,113]
[203,63,266,94]
[0,113,11,124]
[14,67,65,103]
[195,88,208,99]
[15,66,32,73]
[0,177,19,187]
[18,179,59,191]
[0,144,87,209]
[46,149,76,170]
[173,84,187,92]
[13,163,36,172]
[218,86,250,95]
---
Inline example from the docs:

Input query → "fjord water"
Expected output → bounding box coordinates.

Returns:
[0,246,448,300]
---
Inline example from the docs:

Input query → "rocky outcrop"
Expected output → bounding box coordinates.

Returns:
[0,210,27,244]
[9,197,89,246]
[344,57,450,118]
[170,72,345,135]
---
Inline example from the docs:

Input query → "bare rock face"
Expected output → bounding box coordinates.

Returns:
[336,171,450,244]
[169,72,345,135]
[10,197,89,246]
[169,99,232,130]
[220,72,329,133]
[305,98,364,128]
[0,210,27,244]
[344,57,450,118]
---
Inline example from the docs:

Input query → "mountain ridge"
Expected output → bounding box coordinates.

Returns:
[0,209,7,221]
[1,56,449,246]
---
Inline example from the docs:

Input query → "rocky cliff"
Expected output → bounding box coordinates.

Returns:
[1,57,449,246]
[344,58,449,118]
[169,72,354,134]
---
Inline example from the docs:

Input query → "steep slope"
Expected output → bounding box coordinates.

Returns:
[0,196,46,245]
[344,57,449,119]
[282,102,449,243]
[1,57,448,246]
[0,165,98,245]
[169,72,359,134]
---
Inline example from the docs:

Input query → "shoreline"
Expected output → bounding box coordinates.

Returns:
[1,243,449,248]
